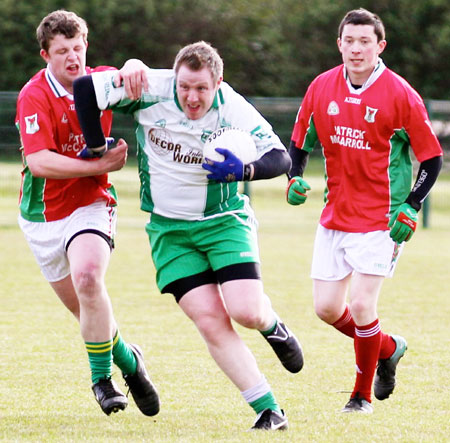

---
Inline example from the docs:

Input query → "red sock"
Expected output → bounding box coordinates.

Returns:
[379,334,396,359]
[332,305,355,338]
[352,319,382,402]
[333,306,396,360]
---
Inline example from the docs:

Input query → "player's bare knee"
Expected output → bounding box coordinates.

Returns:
[194,312,232,342]
[72,267,103,297]
[314,302,339,324]
[231,309,264,329]
[349,298,370,321]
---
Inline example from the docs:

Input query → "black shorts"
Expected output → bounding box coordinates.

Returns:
[162,262,261,303]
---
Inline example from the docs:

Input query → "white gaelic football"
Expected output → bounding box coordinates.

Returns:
[203,127,257,164]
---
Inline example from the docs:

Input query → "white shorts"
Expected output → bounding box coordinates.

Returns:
[311,224,403,281]
[18,200,117,282]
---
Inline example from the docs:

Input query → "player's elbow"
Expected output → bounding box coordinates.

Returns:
[280,149,292,174]
[26,152,49,177]
[26,156,45,177]
[251,148,292,181]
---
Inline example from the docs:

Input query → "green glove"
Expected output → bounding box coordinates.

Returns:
[286,176,311,205]
[388,203,418,243]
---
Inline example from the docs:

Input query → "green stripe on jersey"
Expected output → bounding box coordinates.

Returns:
[204,181,240,216]
[20,169,46,222]
[388,129,413,214]
[136,124,154,213]
[303,113,318,153]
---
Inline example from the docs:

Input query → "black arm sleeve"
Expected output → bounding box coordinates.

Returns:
[73,76,106,149]
[246,148,292,181]
[405,155,443,211]
[288,140,309,178]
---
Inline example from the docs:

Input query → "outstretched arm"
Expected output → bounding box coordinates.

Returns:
[113,58,149,100]
[26,139,128,179]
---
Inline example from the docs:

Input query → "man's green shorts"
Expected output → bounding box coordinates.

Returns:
[146,211,261,291]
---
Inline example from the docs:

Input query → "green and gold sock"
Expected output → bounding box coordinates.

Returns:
[112,330,137,376]
[86,339,113,384]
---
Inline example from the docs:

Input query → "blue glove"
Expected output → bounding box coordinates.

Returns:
[202,148,244,182]
[78,137,115,159]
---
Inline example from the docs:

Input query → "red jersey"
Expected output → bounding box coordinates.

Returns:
[292,61,443,232]
[16,66,117,222]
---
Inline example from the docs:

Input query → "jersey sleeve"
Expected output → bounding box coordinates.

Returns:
[16,89,59,155]
[222,84,286,159]
[291,82,318,153]
[404,90,443,162]
[91,70,131,111]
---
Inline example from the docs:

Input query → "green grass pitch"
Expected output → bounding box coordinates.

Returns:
[0,161,449,442]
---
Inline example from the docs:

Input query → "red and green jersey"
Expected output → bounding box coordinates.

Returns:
[16,66,117,222]
[292,60,443,232]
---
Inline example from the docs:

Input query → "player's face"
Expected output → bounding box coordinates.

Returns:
[337,24,386,85]
[176,65,222,120]
[40,33,87,94]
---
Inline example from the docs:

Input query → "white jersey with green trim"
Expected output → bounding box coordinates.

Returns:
[91,68,285,220]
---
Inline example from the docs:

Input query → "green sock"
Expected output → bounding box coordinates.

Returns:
[112,330,137,376]
[260,319,277,336]
[249,391,281,414]
[86,339,113,384]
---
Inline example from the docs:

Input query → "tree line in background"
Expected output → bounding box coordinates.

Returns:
[1,0,449,99]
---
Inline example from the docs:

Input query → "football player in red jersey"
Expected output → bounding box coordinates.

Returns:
[287,8,443,413]
[16,10,159,416]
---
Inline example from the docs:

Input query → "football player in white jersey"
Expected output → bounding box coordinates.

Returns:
[74,41,303,431]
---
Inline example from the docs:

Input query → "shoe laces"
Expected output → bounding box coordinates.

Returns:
[124,370,146,397]
[97,378,117,397]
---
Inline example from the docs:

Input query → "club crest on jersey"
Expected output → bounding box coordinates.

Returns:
[364,106,378,123]
[327,101,339,115]
[25,113,40,134]
[201,129,213,143]
[61,113,68,124]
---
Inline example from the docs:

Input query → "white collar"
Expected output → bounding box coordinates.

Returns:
[343,58,386,95]
[45,66,86,100]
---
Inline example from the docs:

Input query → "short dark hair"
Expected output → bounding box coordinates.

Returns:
[173,41,224,83]
[338,8,385,42]
[37,10,88,52]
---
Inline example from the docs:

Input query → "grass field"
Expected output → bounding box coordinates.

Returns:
[0,161,449,442]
